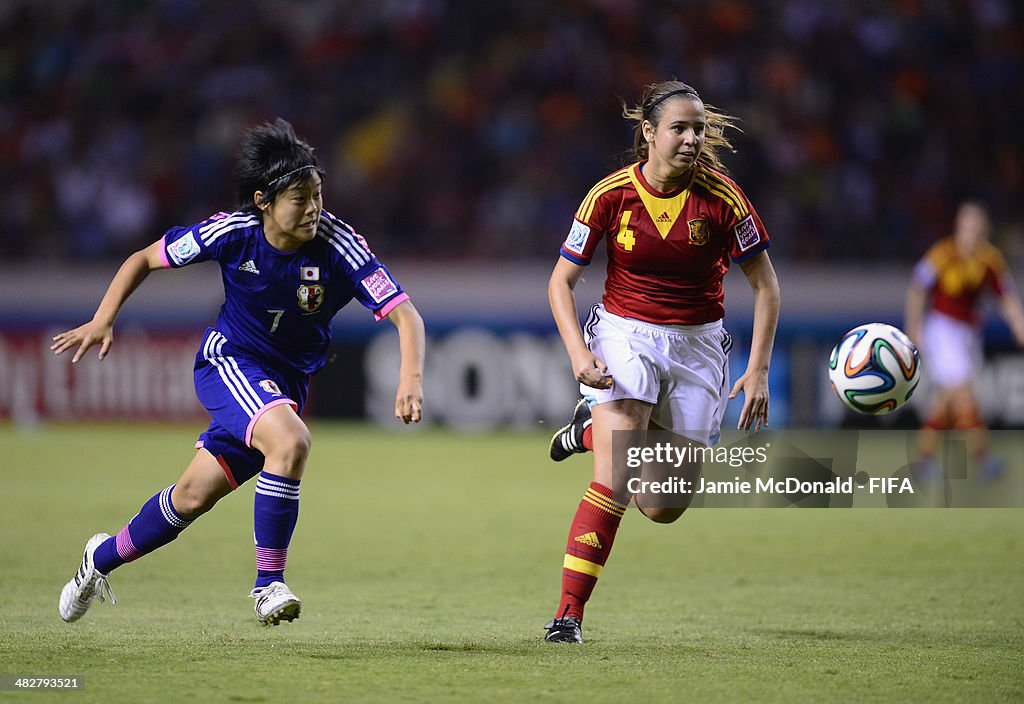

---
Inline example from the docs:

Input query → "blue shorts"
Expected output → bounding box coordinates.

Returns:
[193,328,309,488]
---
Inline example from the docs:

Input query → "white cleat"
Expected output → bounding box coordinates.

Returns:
[59,533,117,623]
[250,581,302,626]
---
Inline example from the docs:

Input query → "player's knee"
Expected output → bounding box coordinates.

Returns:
[636,505,687,524]
[269,427,312,470]
[172,481,222,519]
[292,426,313,461]
[952,404,982,430]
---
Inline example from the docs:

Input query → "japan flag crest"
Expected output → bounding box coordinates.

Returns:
[296,283,325,313]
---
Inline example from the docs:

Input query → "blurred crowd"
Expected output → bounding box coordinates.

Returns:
[2,0,1022,264]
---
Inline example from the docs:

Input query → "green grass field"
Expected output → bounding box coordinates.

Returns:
[1,422,1022,703]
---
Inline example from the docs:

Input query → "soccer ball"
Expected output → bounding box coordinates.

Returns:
[828,322,921,414]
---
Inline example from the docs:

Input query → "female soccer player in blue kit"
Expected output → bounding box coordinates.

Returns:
[53,118,425,626]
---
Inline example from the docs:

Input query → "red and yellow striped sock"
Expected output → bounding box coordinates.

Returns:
[582,425,594,451]
[557,482,626,622]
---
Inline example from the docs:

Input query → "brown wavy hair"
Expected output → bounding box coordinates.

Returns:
[622,80,740,174]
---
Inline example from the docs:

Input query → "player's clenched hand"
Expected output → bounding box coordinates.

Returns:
[50,320,115,363]
[394,378,423,424]
[572,350,613,390]
[729,369,769,433]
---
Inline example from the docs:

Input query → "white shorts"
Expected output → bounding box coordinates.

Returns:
[581,304,732,446]
[920,311,982,388]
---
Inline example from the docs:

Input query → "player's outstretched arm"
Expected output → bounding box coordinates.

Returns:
[548,257,612,389]
[730,250,780,432]
[50,239,166,363]
[903,261,930,347]
[998,280,1024,348]
[387,299,425,424]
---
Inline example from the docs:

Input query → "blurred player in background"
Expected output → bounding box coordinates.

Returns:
[904,200,1024,480]
[544,80,780,643]
[52,118,425,625]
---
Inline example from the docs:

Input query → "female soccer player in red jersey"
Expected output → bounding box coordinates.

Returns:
[904,200,1024,480]
[52,119,425,626]
[544,81,780,642]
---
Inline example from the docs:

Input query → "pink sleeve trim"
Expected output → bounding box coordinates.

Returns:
[158,234,172,269]
[374,292,410,322]
[244,398,299,447]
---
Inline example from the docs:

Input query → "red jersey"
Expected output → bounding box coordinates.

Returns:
[560,161,770,325]
[914,237,1008,324]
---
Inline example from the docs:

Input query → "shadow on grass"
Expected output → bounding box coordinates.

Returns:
[299,639,547,660]
[754,628,882,642]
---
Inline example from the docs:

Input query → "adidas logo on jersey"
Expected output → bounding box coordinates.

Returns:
[239,259,260,275]
[573,531,602,549]
[655,211,673,223]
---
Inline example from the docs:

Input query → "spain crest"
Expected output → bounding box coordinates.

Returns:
[687,218,709,246]
[296,283,325,313]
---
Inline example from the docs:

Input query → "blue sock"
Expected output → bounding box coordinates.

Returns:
[253,471,300,589]
[93,485,193,575]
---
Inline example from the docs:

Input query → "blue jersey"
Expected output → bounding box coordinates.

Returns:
[160,209,408,375]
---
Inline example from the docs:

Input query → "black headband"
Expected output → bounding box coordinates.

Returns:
[643,88,701,119]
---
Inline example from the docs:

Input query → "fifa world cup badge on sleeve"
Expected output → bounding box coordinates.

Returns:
[168,232,200,266]
[564,220,591,256]
[361,268,398,304]
[733,215,761,252]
